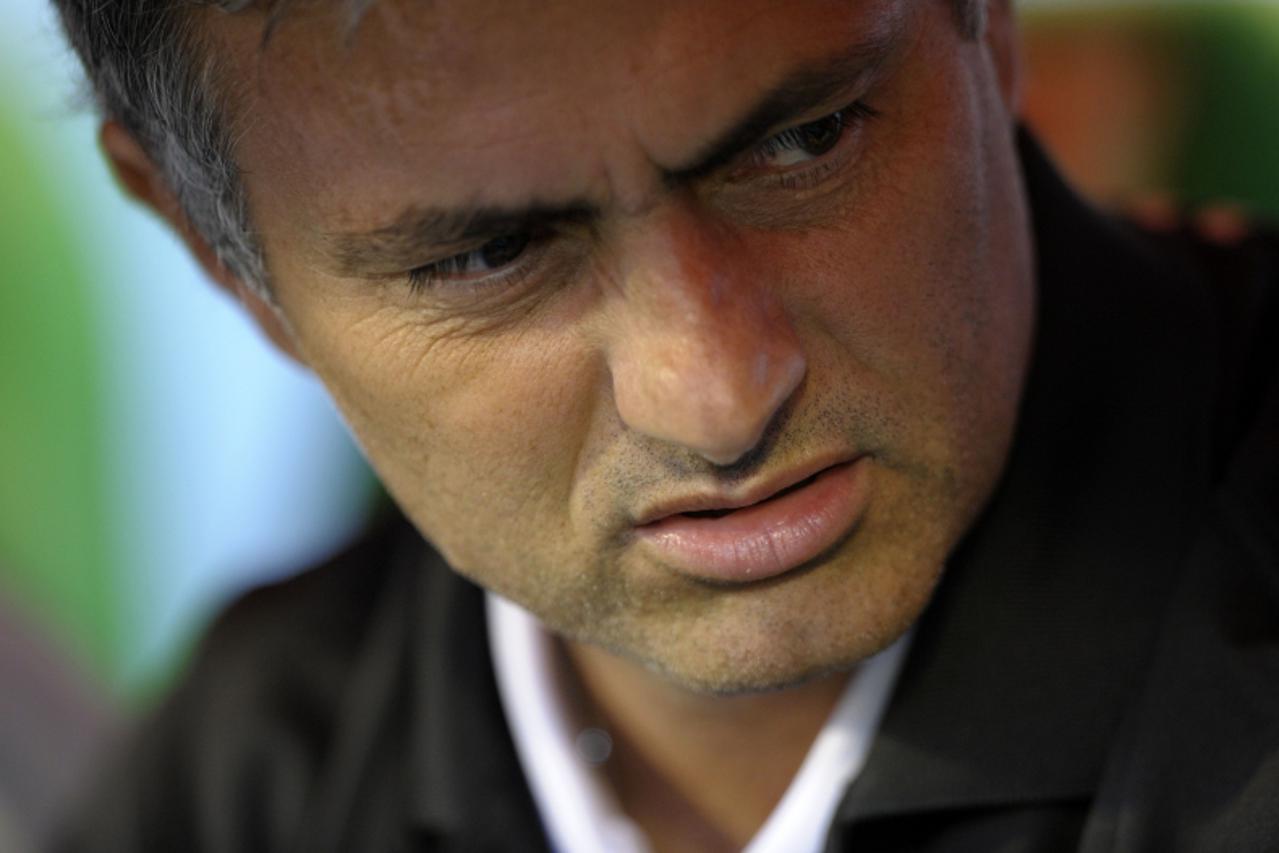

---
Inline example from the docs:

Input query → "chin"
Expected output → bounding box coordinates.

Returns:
[613,580,928,697]
[648,652,869,698]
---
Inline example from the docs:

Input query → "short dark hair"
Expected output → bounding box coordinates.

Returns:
[51,0,986,300]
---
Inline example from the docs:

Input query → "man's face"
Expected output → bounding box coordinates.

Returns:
[211,0,1033,692]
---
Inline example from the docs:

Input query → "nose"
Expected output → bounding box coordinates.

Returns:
[605,204,807,466]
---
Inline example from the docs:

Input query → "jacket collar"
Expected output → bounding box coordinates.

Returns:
[407,539,549,849]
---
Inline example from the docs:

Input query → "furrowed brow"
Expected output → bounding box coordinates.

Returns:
[664,28,905,185]
[319,19,904,277]
[321,202,597,277]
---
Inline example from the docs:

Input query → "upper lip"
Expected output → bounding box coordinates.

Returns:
[633,453,860,527]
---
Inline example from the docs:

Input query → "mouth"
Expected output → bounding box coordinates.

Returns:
[633,456,870,584]
[678,471,823,520]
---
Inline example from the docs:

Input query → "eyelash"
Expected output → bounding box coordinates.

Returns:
[741,100,879,190]
[406,233,542,295]
[403,101,877,295]
[758,101,877,158]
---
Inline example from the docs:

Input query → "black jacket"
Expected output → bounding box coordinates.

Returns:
[57,134,1279,853]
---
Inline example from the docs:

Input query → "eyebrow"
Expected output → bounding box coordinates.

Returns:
[320,22,904,277]
[324,203,597,277]
[664,26,903,184]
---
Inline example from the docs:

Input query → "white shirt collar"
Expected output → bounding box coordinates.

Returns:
[487,592,912,853]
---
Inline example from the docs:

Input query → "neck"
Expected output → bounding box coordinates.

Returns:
[560,640,852,851]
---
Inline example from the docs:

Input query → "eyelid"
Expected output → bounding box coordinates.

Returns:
[405,231,547,295]
[720,99,877,187]
[408,248,508,292]
[757,100,877,156]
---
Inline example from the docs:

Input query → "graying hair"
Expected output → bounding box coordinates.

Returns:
[50,0,266,297]
[51,0,987,302]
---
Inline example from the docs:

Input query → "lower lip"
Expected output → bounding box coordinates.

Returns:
[635,458,869,584]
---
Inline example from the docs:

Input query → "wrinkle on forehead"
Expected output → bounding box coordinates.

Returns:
[207,0,911,242]
[211,0,909,132]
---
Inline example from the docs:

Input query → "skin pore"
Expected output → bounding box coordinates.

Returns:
[104,0,1032,846]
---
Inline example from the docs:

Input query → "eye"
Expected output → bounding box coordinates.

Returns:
[746,101,878,171]
[407,231,532,292]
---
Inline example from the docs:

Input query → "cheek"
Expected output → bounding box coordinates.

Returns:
[759,102,997,386]
[285,295,600,565]
[755,76,1025,486]
[761,181,991,399]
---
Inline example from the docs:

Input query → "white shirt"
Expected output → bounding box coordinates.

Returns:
[487,593,912,853]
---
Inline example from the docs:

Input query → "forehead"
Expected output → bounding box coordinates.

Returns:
[210,0,911,234]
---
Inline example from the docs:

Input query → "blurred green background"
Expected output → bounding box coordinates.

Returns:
[1,1,378,708]
[1021,1,1279,219]
[1,93,121,681]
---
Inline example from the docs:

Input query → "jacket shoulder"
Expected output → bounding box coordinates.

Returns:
[1156,221,1277,488]
[54,510,421,853]
[1083,220,1279,851]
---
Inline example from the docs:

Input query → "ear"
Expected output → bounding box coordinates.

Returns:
[99,119,309,367]
[982,0,1022,117]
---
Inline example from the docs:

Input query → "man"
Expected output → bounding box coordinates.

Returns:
[51,0,1278,850]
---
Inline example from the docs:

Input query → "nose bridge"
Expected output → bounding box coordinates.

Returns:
[607,204,807,466]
